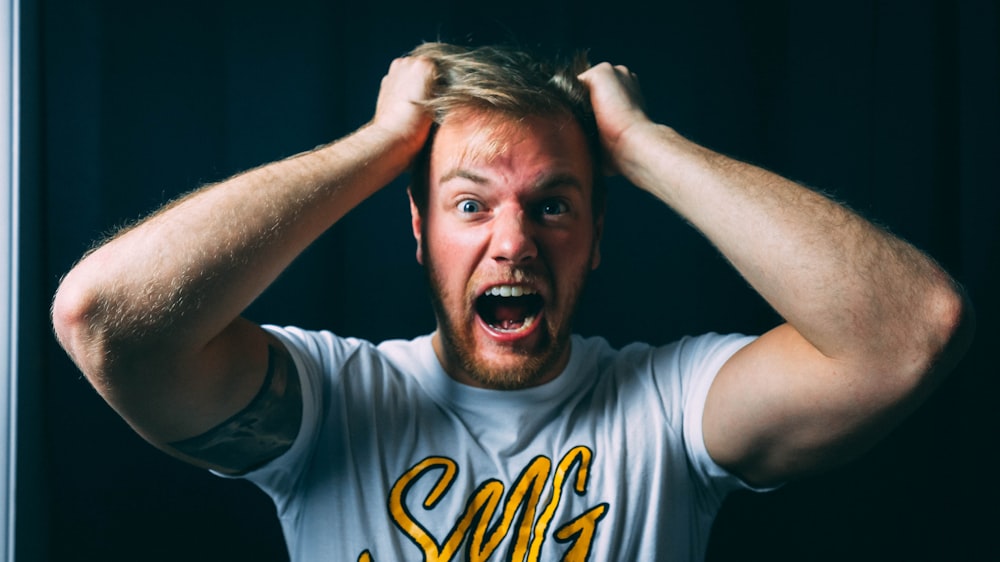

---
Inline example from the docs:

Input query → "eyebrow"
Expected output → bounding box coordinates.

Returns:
[439,169,488,185]
[439,169,585,193]
[537,173,585,193]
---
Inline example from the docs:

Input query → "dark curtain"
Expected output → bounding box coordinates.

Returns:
[19,0,998,560]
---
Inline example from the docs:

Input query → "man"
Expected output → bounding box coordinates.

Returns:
[52,42,972,560]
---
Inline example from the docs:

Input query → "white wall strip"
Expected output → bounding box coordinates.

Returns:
[0,0,18,559]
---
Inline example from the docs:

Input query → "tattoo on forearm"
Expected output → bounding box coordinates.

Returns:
[169,344,302,473]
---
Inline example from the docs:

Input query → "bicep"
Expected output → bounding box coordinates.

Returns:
[702,323,925,487]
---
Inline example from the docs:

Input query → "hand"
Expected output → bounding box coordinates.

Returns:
[371,56,436,155]
[578,63,653,173]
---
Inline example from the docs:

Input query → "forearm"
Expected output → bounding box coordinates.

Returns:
[53,123,416,374]
[618,123,965,370]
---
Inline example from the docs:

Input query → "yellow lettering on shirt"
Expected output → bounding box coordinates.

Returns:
[371,446,606,561]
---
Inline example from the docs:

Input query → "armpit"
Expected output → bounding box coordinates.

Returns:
[169,343,302,474]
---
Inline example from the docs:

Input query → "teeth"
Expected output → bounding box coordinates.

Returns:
[486,285,536,297]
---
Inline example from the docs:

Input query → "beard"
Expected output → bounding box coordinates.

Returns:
[422,244,589,390]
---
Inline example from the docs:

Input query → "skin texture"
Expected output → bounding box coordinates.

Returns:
[412,111,601,389]
[50,53,972,488]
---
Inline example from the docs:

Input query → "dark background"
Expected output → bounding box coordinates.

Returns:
[15,0,998,560]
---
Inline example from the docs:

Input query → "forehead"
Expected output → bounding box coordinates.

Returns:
[428,110,593,191]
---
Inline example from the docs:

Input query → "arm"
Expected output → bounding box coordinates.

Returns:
[51,56,436,473]
[579,63,974,486]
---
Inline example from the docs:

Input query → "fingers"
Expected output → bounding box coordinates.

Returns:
[577,61,653,174]
[614,64,637,80]
[378,55,437,108]
[371,56,437,148]
[579,62,637,85]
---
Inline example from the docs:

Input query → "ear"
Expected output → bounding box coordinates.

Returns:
[408,186,424,265]
[590,213,604,270]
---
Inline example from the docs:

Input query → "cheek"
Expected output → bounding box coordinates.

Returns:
[427,215,489,256]
[547,229,596,266]
[425,227,478,288]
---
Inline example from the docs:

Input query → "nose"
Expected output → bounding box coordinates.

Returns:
[491,208,537,264]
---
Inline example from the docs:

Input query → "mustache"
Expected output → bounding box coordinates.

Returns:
[486,266,544,283]
[470,265,551,295]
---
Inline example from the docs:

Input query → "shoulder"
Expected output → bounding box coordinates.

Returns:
[263,324,369,363]
[659,332,757,376]
[580,332,755,421]
[265,328,441,400]
[263,325,397,385]
[265,326,432,367]
[577,332,755,379]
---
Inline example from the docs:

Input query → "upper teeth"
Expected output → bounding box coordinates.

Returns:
[486,285,536,297]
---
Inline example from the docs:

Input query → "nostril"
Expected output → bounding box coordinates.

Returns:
[494,239,536,262]
[493,244,537,263]
[490,211,538,262]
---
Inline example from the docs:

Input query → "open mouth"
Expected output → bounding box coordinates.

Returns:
[475,285,544,333]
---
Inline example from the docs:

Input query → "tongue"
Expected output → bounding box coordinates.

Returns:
[493,302,529,329]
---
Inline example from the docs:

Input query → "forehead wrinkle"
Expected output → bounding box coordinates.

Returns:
[433,110,529,169]
[435,136,515,188]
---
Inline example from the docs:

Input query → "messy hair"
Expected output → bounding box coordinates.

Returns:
[407,42,605,218]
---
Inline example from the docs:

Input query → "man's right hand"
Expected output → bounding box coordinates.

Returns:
[370,56,436,156]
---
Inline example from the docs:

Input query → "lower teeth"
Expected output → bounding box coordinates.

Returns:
[492,314,536,333]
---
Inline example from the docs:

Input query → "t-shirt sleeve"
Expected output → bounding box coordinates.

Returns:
[216,325,364,511]
[659,333,770,504]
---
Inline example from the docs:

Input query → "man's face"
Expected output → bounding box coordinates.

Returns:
[410,110,602,390]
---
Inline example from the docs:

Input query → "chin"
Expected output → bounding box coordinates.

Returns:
[457,341,567,390]
[466,364,545,390]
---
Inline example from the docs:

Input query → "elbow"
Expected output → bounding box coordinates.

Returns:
[933,280,975,366]
[51,271,112,383]
[52,274,88,354]
[908,278,975,386]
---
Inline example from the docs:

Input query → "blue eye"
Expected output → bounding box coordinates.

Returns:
[458,200,482,213]
[540,200,569,216]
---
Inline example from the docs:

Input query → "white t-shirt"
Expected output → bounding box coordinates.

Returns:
[240,327,758,561]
